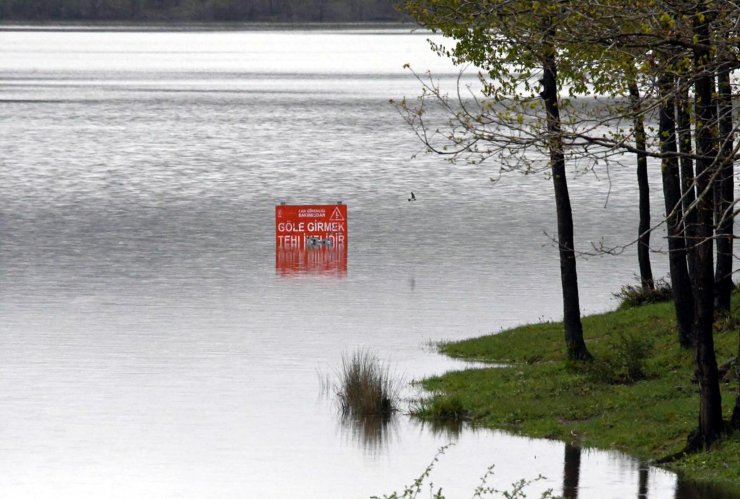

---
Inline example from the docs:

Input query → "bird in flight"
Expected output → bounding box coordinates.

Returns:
[408,192,416,202]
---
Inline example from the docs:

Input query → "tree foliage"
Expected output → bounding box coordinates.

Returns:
[399,0,740,449]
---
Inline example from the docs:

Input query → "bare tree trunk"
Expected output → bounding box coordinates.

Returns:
[689,5,724,448]
[628,79,654,291]
[733,333,740,429]
[677,78,697,284]
[541,17,591,361]
[714,67,734,315]
[659,74,695,349]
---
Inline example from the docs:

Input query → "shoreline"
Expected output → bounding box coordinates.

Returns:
[415,297,740,492]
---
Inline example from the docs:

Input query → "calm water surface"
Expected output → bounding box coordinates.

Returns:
[0,27,732,498]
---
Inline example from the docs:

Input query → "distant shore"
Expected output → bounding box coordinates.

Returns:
[0,21,419,31]
[415,296,740,492]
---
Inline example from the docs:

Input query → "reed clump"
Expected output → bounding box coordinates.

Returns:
[337,350,401,418]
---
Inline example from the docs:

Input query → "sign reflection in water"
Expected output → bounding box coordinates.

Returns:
[276,245,347,275]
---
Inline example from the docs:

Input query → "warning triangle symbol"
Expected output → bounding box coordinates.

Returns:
[330,207,345,221]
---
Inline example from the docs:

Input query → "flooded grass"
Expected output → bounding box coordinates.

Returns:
[411,393,468,425]
[317,350,404,453]
[417,292,740,490]
[337,349,401,419]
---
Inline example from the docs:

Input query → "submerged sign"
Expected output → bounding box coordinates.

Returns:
[275,203,348,249]
[275,203,348,275]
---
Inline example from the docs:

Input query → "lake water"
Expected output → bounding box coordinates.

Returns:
[0,26,732,498]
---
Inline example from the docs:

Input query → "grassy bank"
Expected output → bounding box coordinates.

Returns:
[415,296,740,489]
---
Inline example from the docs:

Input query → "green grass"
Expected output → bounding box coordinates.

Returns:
[414,296,740,490]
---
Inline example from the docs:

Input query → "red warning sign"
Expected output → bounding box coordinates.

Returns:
[275,203,348,275]
[275,203,348,250]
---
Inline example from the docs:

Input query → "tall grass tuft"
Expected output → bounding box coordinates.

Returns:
[337,349,401,419]
[614,278,672,309]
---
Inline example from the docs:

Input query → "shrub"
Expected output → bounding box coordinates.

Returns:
[616,331,655,381]
[614,278,672,309]
[582,330,654,384]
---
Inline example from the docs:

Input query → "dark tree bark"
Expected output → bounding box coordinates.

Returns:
[541,17,592,361]
[689,5,724,449]
[730,332,740,431]
[733,333,740,429]
[714,67,734,315]
[659,74,695,349]
[562,444,581,499]
[628,80,654,291]
[677,78,697,284]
